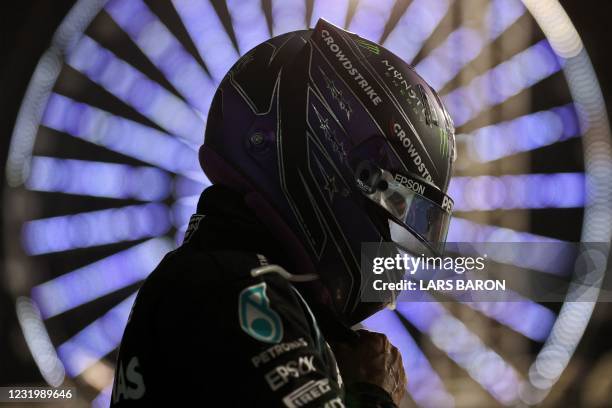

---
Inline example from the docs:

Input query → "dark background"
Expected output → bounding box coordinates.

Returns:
[1,0,611,401]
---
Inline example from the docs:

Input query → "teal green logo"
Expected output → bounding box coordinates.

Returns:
[238,283,283,343]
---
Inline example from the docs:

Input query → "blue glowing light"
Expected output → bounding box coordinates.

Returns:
[271,0,307,36]
[464,104,580,162]
[443,40,562,126]
[92,386,112,408]
[172,0,240,83]
[348,0,395,42]
[416,0,525,91]
[226,0,270,55]
[171,195,199,229]
[447,218,576,278]
[31,238,173,319]
[58,293,136,376]
[449,172,585,211]
[448,217,560,243]
[396,300,522,404]
[42,93,201,178]
[26,156,172,201]
[173,176,207,198]
[383,0,452,63]
[66,35,204,144]
[464,301,554,342]
[416,28,484,91]
[486,0,525,39]
[105,0,214,115]
[23,203,171,255]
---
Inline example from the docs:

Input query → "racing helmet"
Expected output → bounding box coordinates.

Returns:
[200,19,456,325]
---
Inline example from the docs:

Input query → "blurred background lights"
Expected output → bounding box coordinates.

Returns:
[5,0,106,187]
[105,0,215,115]
[462,104,579,162]
[449,172,585,211]
[31,238,173,319]
[67,35,204,144]
[16,297,66,387]
[172,0,240,83]
[348,0,395,42]
[396,300,521,405]
[42,93,202,178]
[23,203,171,255]
[226,0,269,54]
[58,294,137,377]
[486,0,525,39]
[26,157,172,201]
[416,28,485,91]
[271,0,307,36]
[171,195,200,230]
[523,0,583,59]
[443,40,562,127]
[462,301,554,342]
[383,0,452,63]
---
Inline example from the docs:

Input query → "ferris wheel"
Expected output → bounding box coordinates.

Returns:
[5,0,612,406]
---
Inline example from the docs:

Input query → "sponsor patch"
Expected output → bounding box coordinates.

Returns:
[324,397,345,408]
[319,29,382,106]
[391,121,434,183]
[265,355,316,391]
[252,338,309,368]
[282,379,331,408]
[394,173,426,195]
[183,214,204,243]
[239,282,283,344]
[112,356,145,403]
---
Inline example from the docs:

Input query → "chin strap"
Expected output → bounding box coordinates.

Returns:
[250,264,319,282]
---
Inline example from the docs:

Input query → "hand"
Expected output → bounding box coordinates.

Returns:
[330,329,406,406]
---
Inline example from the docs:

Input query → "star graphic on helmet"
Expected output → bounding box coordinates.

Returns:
[323,174,338,202]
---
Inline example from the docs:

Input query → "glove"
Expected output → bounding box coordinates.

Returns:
[330,329,407,406]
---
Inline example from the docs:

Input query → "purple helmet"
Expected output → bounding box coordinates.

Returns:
[200,19,456,324]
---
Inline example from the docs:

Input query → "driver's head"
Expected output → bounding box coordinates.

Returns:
[200,19,456,325]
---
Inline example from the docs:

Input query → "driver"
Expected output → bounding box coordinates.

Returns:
[111,18,455,408]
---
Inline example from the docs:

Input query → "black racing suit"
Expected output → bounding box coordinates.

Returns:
[110,185,396,407]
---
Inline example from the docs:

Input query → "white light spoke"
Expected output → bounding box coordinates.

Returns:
[271,0,307,36]
[172,0,240,83]
[67,35,204,144]
[226,0,270,55]
[383,0,452,63]
[105,0,215,115]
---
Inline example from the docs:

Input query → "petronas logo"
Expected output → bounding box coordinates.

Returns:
[355,38,380,55]
[238,282,283,343]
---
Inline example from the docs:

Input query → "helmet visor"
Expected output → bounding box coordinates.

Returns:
[361,167,453,255]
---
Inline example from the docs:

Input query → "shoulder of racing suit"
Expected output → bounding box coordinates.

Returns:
[110,185,397,407]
